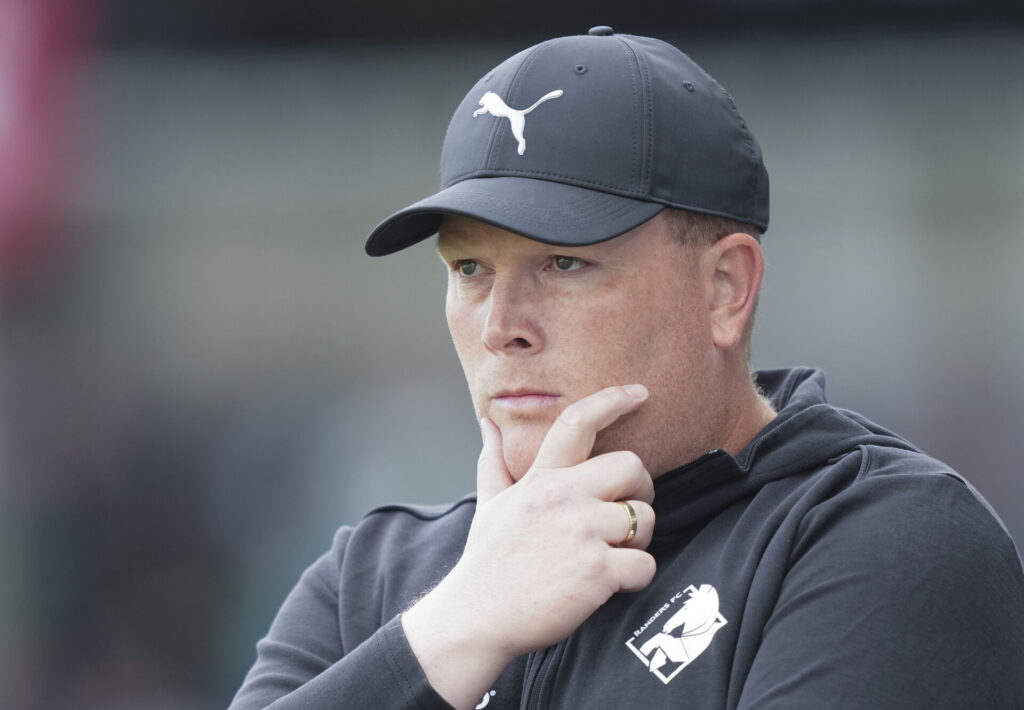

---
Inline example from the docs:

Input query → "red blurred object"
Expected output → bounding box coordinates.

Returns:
[0,0,94,293]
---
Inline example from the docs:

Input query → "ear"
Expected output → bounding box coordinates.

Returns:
[702,233,764,351]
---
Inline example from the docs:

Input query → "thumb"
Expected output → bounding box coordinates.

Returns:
[476,418,513,504]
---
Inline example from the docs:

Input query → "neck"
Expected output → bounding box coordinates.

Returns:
[718,371,776,457]
[649,369,777,480]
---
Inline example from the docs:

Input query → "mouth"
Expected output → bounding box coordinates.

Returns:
[490,389,564,414]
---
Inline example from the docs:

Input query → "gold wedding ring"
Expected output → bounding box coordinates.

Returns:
[619,500,638,545]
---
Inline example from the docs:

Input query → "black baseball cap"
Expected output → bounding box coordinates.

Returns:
[365,26,768,257]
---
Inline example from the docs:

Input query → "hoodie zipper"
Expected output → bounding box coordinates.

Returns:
[520,640,567,709]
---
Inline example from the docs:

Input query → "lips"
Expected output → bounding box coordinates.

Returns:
[490,389,563,413]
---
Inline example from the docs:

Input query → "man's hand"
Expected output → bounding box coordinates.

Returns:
[402,385,657,709]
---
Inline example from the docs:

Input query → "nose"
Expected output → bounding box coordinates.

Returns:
[481,274,543,354]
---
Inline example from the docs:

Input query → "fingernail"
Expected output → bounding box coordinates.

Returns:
[478,417,491,444]
[624,384,648,399]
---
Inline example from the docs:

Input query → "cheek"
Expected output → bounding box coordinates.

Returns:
[445,291,489,416]
[445,289,476,358]
[573,289,676,373]
[586,288,706,409]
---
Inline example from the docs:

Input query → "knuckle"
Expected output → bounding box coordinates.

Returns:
[542,482,571,507]
[616,450,644,471]
[639,480,656,505]
[522,474,570,506]
[602,450,644,478]
[580,546,608,577]
[557,403,586,431]
[599,386,626,408]
[638,553,657,581]
[640,505,656,534]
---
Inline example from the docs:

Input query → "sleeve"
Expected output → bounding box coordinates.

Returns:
[227,529,454,710]
[736,466,1024,709]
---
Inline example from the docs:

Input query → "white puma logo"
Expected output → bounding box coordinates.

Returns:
[472,89,564,155]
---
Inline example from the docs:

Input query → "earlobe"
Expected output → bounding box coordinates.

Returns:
[707,234,764,351]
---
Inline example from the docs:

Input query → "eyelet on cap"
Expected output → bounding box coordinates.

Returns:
[587,26,614,36]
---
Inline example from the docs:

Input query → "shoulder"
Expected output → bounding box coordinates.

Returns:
[316,495,478,607]
[744,447,1024,707]
[330,493,477,561]
[282,495,479,643]
[363,495,479,524]
[835,443,1009,542]
[794,444,1023,595]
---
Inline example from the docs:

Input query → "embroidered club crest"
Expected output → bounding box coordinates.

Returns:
[625,584,728,684]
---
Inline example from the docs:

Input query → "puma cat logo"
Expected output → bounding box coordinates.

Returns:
[472,89,564,155]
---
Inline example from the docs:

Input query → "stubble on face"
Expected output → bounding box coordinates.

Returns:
[440,213,718,481]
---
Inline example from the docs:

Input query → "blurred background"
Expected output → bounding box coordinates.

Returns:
[2,1,1023,707]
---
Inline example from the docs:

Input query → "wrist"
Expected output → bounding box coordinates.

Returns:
[402,575,513,710]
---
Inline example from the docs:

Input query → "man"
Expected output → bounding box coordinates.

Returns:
[229,27,1024,709]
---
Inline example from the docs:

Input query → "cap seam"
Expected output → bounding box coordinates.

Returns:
[720,89,760,222]
[484,44,545,167]
[453,185,642,221]
[610,37,641,191]
[617,36,654,193]
[444,167,656,198]
[640,44,654,193]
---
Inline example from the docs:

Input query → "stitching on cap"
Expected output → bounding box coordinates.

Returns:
[454,184,651,226]
[452,180,650,222]
[480,83,504,168]
[469,189,628,218]
[499,43,548,159]
[484,44,545,165]
[720,88,760,220]
[444,167,650,197]
[622,38,654,192]
[611,38,640,190]
[643,48,654,192]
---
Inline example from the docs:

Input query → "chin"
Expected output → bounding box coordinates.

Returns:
[497,424,548,481]
[503,454,534,482]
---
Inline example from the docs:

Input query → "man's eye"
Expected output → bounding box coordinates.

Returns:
[456,260,480,277]
[552,255,584,272]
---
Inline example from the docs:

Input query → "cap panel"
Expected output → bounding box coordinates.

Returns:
[441,35,648,197]
[615,35,654,199]
[482,41,552,167]
[634,35,769,228]
[438,45,537,184]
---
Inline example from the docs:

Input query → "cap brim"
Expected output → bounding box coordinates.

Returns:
[364,176,665,256]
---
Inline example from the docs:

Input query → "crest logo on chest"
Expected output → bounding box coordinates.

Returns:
[625,583,728,684]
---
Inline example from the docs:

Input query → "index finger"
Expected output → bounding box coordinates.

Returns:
[532,385,648,470]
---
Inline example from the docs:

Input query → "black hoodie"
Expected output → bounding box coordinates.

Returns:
[229,368,1024,709]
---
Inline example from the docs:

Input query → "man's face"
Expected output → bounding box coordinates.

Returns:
[438,213,720,480]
